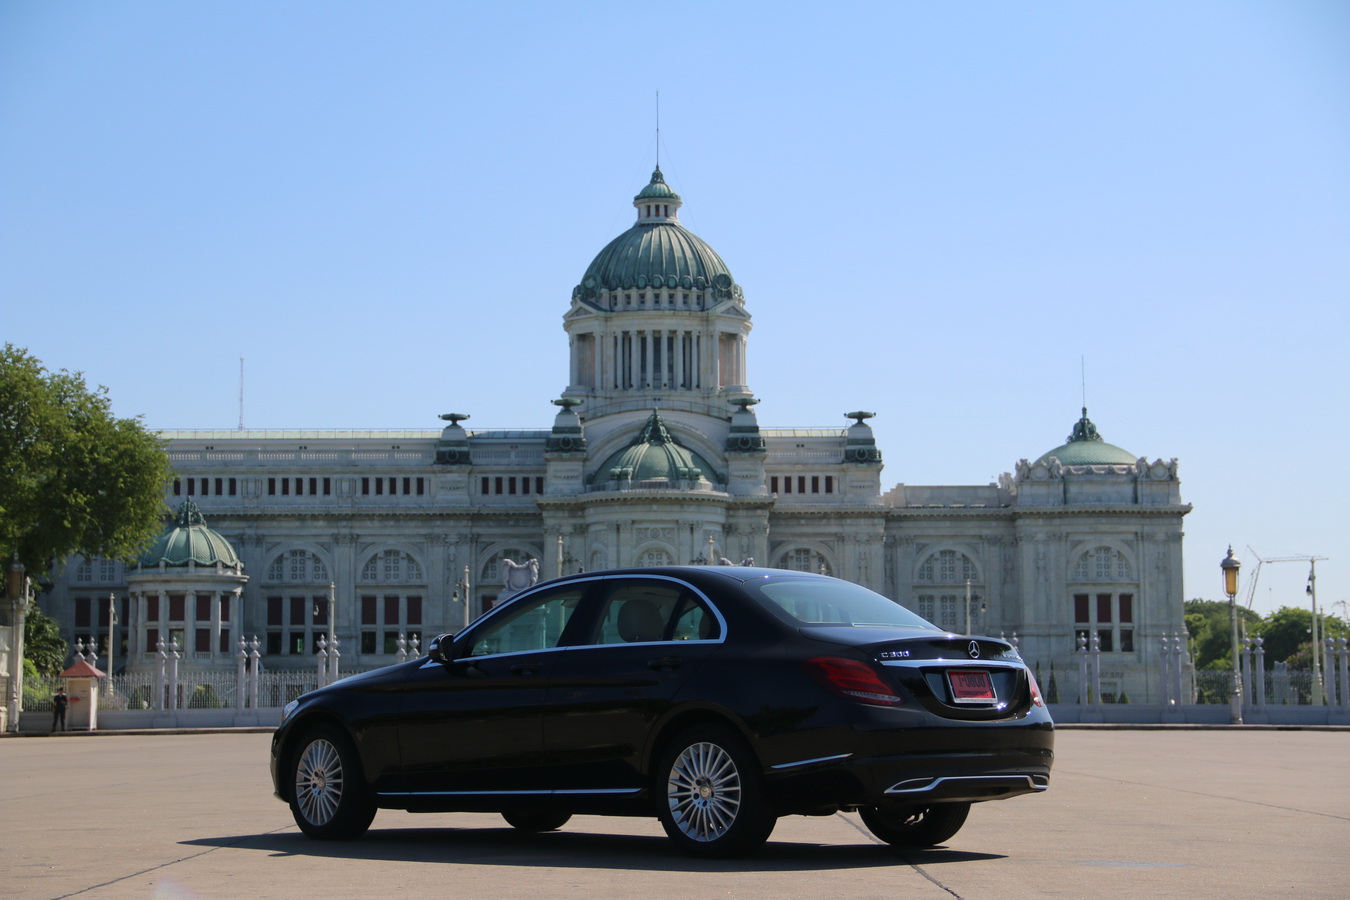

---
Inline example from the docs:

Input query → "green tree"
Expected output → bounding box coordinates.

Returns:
[1255,606,1347,670]
[1184,599,1261,669]
[0,345,171,579]
[23,603,67,677]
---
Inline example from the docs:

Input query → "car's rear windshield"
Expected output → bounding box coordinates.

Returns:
[750,577,937,629]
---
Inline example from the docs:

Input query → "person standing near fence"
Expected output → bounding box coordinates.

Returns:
[51,687,68,732]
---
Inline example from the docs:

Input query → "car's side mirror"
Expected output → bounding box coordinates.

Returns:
[427,633,458,664]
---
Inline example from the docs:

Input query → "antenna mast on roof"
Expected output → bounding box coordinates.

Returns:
[656,90,660,168]
[238,357,245,430]
[1080,356,1087,413]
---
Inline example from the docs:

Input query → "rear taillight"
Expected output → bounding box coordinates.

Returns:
[805,657,905,706]
[1027,667,1045,707]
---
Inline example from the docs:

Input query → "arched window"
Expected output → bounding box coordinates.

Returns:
[1069,546,1137,655]
[775,547,833,576]
[266,549,329,583]
[640,548,672,567]
[917,549,977,584]
[360,549,422,584]
[74,557,122,583]
[1071,546,1133,582]
[358,549,427,658]
[914,549,982,633]
[261,549,332,658]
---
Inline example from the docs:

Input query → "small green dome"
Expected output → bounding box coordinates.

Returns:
[592,410,721,486]
[574,168,739,301]
[138,499,241,568]
[634,167,680,201]
[1036,409,1137,466]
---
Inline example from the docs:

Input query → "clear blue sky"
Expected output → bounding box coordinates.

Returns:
[3,1,1346,620]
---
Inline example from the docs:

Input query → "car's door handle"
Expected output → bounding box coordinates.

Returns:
[646,656,682,671]
[510,662,544,675]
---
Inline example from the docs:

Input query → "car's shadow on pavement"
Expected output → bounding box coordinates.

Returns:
[183,826,1004,872]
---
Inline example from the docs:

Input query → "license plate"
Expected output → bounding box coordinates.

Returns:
[947,669,996,704]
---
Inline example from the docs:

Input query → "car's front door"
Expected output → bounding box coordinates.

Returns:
[393,582,590,794]
[542,576,724,791]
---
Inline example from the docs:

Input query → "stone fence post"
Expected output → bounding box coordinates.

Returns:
[155,638,166,711]
[235,636,248,712]
[248,636,260,711]
[316,637,329,687]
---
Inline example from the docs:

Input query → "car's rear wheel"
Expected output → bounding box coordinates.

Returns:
[859,802,970,848]
[502,811,572,832]
[656,724,775,858]
[289,724,376,840]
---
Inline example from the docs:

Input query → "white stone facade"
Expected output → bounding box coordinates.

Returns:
[40,173,1190,704]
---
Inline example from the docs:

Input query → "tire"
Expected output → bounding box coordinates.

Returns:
[502,811,572,832]
[859,802,970,848]
[289,725,376,840]
[655,724,776,858]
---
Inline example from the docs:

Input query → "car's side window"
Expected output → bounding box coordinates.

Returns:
[671,593,721,641]
[588,581,720,645]
[593,582,679,645]
[464,586,586,657]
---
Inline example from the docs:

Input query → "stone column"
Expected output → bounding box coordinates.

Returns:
[675,332,685,390]
[648,330,658,388]
[628,331,638,389]
[332,534,358,666]
[210,591,222,663]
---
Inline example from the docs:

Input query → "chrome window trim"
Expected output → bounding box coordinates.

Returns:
[588,573,729,646]
[439,573,729,664]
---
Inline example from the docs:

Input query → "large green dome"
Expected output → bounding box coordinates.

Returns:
[137,499,241,568]
[592,410,722,486]
[573,168,740,303]
[1036,409,1137,466]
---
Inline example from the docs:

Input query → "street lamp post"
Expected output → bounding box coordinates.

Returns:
[1221,547,1243,725]
[1307,561,1324,706]
[963,579,985,636]
[106,593,117,685]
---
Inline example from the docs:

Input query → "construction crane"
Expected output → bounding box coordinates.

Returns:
[1243,550,1331,705]
[1241,549,1328,610]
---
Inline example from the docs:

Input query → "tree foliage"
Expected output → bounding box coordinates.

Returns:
[1256,606,1346,670]
[23,602,67,677]
[1185,599,1346,671]
[0,345,171,580]
[1185,599,1261,669]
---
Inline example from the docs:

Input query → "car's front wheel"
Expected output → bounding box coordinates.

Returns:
[655,724,776,858]
[859,802,970,848]
[289,724,376,840]
[502,811,572,832]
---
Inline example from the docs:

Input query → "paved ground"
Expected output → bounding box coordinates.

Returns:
[1,729,1346,900]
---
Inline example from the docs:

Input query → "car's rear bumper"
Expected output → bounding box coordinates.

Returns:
[762,717,1054,814]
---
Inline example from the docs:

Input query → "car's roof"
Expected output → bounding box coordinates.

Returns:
[536,565,828,587]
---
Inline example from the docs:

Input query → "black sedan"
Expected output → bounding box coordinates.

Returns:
[271,567,1053,857]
